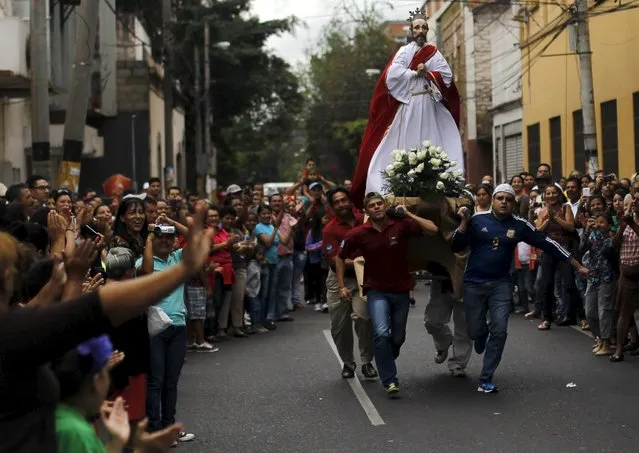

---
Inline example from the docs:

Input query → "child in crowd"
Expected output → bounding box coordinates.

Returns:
[581,212,619,355]
[246,245,269,333]
[305,209,330,312]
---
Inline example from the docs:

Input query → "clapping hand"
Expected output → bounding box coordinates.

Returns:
[101,397,130,448]
[65,239,98,281]
[134,418,182,452]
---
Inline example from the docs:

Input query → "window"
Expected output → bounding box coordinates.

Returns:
[634,92,639,171]
[527,123,541,174]
[549,116,562,180]
[600,100,618,175]
[572,110,585,174]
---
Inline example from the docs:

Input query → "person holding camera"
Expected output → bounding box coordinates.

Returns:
[336,192,438,396]
[452,184,589,393]
[137,221,194,442]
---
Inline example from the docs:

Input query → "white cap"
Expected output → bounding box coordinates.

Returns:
[0,183,6,197]
[493,183,516,198]
[226,184,242,194]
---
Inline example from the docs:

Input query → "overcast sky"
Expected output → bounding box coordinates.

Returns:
[251,0,424,69]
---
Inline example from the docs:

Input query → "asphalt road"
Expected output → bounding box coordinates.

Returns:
[173,285,639,453]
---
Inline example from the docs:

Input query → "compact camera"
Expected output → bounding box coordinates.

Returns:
[154,224,176,236]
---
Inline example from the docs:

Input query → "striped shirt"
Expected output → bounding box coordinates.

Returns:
[620,226,639,266]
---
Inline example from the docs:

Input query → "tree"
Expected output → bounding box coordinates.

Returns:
[304,5,396,181]
[122,0,304,186]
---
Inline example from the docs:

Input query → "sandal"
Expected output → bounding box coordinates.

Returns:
[610,354,624,363]
[537,321,551,331]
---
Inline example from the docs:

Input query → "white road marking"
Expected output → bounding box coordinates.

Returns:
[570,325,594,339]
[322,329,385,426]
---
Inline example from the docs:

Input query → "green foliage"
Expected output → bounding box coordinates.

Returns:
[303,9,397,181]
[123,0,303,185]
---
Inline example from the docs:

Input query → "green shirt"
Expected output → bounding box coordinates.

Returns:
[55,404,105,453]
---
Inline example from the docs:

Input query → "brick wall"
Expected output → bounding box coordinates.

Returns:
[472,6,500,140]
[116,60,149,111]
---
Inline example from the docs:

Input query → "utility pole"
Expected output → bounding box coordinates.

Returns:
[203,21,215,201]
[574,0,599,177]
[163,0,174,189]
[193,45,203,193]
[30,0,51,181]
[59,0,99,192]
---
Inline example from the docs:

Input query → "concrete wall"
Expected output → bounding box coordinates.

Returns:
[149,88,185,189]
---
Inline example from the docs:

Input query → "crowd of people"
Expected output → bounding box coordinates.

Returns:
[465,164,639,362]
[1,156,638,452]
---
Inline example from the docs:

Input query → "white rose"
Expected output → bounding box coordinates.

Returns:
[453,169,464,177]
[394,151,403,162]
[430,158,441,168]
[435,146,443,153]
[415,163,425,173]
[440,151,448,160]
[408,152,417,164]
[408,169,416,176]
[393,161,403,169]
[387,169,395,177]
[449,160,458,167]
[436,181,445,190]
[386,164,395,172]
[417,150,427,161]
[422,140,432,148]
[440,172,450,180]
[390,149,399,160]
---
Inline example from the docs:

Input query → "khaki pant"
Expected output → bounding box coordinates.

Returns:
[326,269,374,370]
[424,280,472,371]
[220,267,246,329]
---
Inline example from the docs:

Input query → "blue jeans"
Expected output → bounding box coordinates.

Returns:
[366,290,410,387]
[464,281,511,383]
[291,251,307,306]
[246,295,261,326]
[268,255,293,320]
[260,263,277,323]
[147,325,187,431]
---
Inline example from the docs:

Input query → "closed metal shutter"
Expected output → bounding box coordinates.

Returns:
[505,133,523,181]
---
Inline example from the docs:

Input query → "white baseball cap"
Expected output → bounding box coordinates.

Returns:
[226,184,242,195]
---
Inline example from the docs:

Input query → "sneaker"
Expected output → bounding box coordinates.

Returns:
[263,321,277,331]
[386,383,400,398]
[434,349,449,364]
[314,303,323,312]
[244,312,251,325]
[361,362,378,378]
[256,326,270,333]
[477,382,498,393]
[321,303,329,313]
[177,431,195,442]
[187,343,197,351]
[474,334,488,355]
[196,342,219,352]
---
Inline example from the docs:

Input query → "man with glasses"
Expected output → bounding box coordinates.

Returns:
[452,184,589,393]
[26,175,49,208]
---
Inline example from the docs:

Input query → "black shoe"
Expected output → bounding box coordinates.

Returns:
[409,297,416,306]
[341,365,355,379]
[556,317,575,326]
[435,349,449,364]
[263,321,277,331]
[361,362,378,378]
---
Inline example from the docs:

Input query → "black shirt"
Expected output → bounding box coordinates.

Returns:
[0,291,111,453]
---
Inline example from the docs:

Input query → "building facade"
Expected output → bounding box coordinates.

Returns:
[490,2,523,184]
[521,3,639,178]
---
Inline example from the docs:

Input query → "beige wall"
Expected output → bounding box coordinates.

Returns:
[149,87,185,190]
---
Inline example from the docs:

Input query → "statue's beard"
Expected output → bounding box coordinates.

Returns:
[414,34,426,46]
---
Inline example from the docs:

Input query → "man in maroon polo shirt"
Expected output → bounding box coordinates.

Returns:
[323,187,377,380]
[336,192,438,397]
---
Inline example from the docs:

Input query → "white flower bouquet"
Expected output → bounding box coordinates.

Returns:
[382,140,465,197]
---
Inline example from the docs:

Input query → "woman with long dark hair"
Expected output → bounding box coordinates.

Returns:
[108,197,148,258]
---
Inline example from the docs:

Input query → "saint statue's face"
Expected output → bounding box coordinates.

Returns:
[411,18,428,47]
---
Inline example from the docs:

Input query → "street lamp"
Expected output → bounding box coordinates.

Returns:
[365,68,381,77]
[214,41,231,50]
